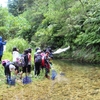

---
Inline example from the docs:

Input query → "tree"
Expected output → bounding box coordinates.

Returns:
[8,0,26,16]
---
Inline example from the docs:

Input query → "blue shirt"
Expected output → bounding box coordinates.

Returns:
[0,36,6,55]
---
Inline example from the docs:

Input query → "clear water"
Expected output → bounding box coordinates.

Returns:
[52,60,100,99]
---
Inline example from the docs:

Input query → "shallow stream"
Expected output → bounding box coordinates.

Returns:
[53,60,100,100]
[0,60,100,100]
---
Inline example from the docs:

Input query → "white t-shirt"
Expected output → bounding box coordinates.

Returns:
[13,51,20,62]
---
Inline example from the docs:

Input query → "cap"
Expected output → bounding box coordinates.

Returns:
[37,49,41,53]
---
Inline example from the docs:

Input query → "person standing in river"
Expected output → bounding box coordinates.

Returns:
[12,47,20,76]
[28,48,32,75]
[20,49,29,79]
[0,36,6,63]
[34,49,42,77]
[42,50,51,79]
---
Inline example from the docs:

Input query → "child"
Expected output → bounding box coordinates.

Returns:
[12,47,20,75]
[43,51,51,79]
[28,48,32,75]
[2,60,16,84]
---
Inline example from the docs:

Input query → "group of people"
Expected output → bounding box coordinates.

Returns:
[2,47,32,80]
[1,45,53,84]
[34,47,53,79]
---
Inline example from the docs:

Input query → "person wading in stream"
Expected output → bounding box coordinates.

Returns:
[20,49,29,79]
[42,51,51,79]
[34,49,42,78]
[12,47,20,76]
[27,48,32,75]
[1,60,16,84]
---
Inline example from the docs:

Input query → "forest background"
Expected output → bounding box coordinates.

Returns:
[0,0,100,64]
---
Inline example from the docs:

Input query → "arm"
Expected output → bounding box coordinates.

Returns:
[2,41,6,45]
[24,54,29,67]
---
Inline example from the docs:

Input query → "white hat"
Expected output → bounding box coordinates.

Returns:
[37,49,41,53]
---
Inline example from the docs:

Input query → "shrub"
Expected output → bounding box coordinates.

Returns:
[2,51,12,61]
[6,38,29,53]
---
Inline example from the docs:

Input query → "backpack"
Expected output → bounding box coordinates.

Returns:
[35,54,42,63]
[20,54,25,67]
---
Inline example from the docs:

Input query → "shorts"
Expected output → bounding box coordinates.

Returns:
[22,66,30,73]
[28,65,31,73]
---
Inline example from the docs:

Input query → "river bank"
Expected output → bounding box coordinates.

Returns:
[53,46,100,64]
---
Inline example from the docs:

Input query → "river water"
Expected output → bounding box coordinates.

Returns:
[1,60,100,100]
[52,60,100,100]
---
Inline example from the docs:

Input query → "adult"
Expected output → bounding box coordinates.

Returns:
[0,36,6,62]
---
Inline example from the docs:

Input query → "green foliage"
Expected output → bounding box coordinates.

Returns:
[2,51,12,61]
[0,7,9,39]
[0,27,7,39]
[8,0,26,16]
[6,38,29,53]
[21,10,45,42]
[0,7,9,26]
[5,15,31,39]
[0,0,100,63]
